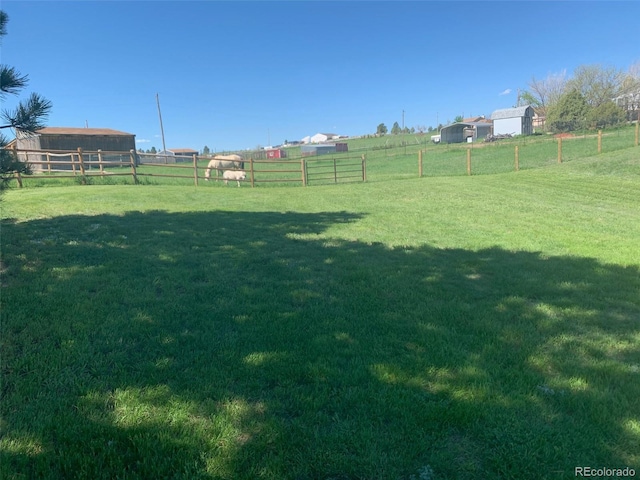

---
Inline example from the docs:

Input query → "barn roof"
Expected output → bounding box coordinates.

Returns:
[491,106,533,120]
[36,127,135,136]
[169,148,198,154]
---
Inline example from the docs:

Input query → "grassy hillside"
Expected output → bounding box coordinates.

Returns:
[1,146,639,479]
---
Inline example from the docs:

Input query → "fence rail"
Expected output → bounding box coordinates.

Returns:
[5,147,368,188]
[5,124,637,187]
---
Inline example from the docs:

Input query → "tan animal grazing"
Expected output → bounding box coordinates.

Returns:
[204,154,244,181]
[222,169,246,187]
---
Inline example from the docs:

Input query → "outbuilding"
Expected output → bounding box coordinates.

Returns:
[266,149,287,159]
[13,127,136,171]
[169,148,199,157]
[491,106,534,136]
[301,144,337,156]
[153,148,200,163]
[439,121,493,144]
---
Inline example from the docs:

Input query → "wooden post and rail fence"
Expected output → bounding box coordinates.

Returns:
[4,128,638,186]
[5,147,367,188]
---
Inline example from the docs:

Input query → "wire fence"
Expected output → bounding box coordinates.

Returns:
[416,126,640,177]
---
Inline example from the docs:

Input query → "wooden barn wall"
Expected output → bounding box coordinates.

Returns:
[39,134,135,152]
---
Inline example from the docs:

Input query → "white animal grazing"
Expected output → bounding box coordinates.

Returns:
[204,154,244,181]
[223,169,247,187]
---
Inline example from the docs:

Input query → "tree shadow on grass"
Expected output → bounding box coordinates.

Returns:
[1,210,639,479]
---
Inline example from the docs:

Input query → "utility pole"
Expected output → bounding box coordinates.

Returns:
[156,93,167,155]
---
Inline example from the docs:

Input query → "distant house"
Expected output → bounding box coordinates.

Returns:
[462,116,488,123]
[310,133,339,143]
[532,108,546,130]
[613,91,640,121]
[491,106,534,136]
[439,121,492,144]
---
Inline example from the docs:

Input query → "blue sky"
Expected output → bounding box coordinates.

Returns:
[2,1,639,152]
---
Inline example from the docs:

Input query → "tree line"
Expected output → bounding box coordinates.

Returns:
[375,63,640,137]
[520,63,639,132]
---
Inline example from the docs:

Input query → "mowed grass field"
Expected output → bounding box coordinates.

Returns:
[1,141,639,479]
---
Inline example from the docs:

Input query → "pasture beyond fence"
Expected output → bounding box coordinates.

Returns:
[5,123,639,187]
[416,125,639,177]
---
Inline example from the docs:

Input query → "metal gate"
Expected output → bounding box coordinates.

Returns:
[304,155,366,186]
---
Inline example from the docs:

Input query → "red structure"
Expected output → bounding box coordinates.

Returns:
[266,149,287,159]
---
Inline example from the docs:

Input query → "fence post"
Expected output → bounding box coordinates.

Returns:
[598,130,602,154]
[515,145,519,171]
[129,149,138,184]
[333,158,338,184]
[71,152,77,175]
[418,150,423,177]
[192,154,199,187]
[557,137,563,163]
[46,152,52,173]
[301,158,307,186]
[466,148,471,176]
[98,149,104,174]
[77,147,87,184]
[249,157,255,188]
[362,154,367,182]
[10,144,23,188]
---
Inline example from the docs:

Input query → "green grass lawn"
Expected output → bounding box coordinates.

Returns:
[1,143,639,479]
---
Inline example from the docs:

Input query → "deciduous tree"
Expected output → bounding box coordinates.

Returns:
[521,70,568,118]
[568,64,628,108]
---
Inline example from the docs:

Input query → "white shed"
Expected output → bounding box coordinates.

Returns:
[491,106,534,136]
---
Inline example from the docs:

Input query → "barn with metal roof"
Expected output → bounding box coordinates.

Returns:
[491,106,534,136]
